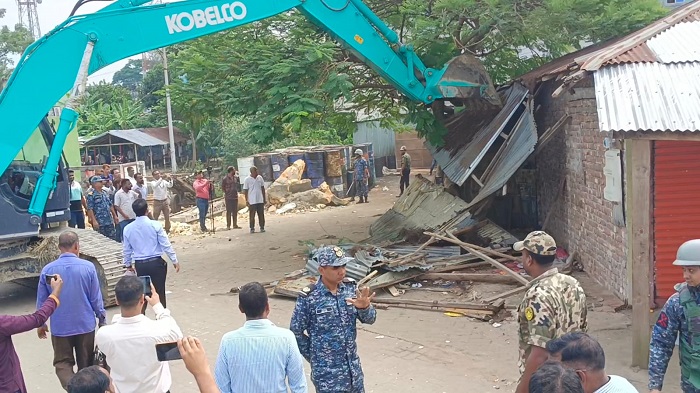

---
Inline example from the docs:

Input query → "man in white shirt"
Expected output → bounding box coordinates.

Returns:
[125,166,136,186]
[113,179,139,242]
[150,170,173,233]
[215,282,307,393]
[132,173,148,200]
[95,276,183,393]
[242,166,266,234]
[546,332,639,393]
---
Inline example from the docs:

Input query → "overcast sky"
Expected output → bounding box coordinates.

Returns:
[1,0,153,83]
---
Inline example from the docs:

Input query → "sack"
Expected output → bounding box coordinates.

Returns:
[93,346,109,371]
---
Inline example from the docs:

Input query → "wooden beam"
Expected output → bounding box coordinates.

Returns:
[428,232,521,262]
[371,297,501,312]
[483,285,530,303]
[419,272,520,284]
[626,139,653,368]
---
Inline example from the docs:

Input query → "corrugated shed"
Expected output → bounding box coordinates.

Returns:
[646,21,700,63]
[366,176,475,244]
[653,141,700,302]
[353,121,396,158]
[594,63,700,132]
[84,129,165,147]
[466,105,538,208]
[604,44,658,65]
[427,83,529,186]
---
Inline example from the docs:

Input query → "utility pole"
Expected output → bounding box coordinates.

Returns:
[162,48,177,174]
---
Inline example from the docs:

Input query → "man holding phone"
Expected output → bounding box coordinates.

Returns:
[1,274,63,393]
[37,231,107,390]
[95,275,183,393]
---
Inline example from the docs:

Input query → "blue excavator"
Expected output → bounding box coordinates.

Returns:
[0,0,500,304]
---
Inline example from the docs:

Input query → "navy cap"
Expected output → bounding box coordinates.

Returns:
[314,246,351,267]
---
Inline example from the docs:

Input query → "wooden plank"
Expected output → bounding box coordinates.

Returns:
[357,270,378,287]
[626,139,653,368]
[371,297,501,312]
[366,270,424,291]
[272,276,318,299]
[419,272,520,284]
[387,285,401,297]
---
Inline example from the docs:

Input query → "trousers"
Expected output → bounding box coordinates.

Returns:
[135,257,168,313]
[69,210,85,229]
[196,198,209,230]
[249,203,265,229]
[51,331,95,390]
[153,199,171,233]
[400,168,411,194]
[225,198,239,228]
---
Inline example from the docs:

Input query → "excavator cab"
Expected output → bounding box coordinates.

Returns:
[0,117,71,240]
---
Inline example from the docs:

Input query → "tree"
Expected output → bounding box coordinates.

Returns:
[0,9,33,83]
[167,0,666,144]
[76,82,147,136]
[112,59,143,96]
[139,62,165,109]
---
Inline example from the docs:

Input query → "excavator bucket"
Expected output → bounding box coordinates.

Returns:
[436,53,501,107]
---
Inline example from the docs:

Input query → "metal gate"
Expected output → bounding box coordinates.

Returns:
[653,140,700,304]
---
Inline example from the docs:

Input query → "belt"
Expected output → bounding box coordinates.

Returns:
[135,256,163,264]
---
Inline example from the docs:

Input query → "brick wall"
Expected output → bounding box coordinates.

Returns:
[535,78,629,301]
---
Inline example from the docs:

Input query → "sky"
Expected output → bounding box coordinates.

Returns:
[1,0,150,83]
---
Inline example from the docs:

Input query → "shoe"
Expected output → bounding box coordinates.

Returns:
[233,226,242,229]
[260,228,266,233]
[250,228,255,233]
[226,227,231,231]
[365,197,369,203]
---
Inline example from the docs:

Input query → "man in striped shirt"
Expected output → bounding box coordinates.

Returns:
[214,282,307,393]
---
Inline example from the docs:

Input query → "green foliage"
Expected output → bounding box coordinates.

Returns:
[112,59,143,96]
[0,9,33,82]
[139,63,165,109]
[76,82,147,136]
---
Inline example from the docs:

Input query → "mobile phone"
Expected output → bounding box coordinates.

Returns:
[155,342,182,361]
[139,275,152,297]
[44,274,57,282]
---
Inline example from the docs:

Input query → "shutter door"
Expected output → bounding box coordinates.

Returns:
[653,140,700,304]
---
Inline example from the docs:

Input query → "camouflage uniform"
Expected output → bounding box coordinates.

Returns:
[86,186,116,240]
[514,231,588,376]
[353,157,369,199]
[290,246,377,393]
[649,282,700,393]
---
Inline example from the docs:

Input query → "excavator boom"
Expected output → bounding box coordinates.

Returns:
[0,0,498,236]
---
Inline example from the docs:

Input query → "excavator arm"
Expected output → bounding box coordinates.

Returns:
[0,0,499,233]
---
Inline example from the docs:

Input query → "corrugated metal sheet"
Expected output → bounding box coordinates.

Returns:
[466,103,538,208]
[594,63,700,132]
[427,83,529,186]
[604,44,658,65]
[366,176,475,244]
[354,121,396,158]
[647,21,700,63]
[141,127,188,144]
[84,129,166,147]
[653,141,700,303]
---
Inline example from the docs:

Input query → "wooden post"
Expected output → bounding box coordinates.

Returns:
[626,139,653,368]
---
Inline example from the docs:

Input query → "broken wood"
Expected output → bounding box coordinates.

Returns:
[427,261,493,273]
[387,285,401,297]
[371,297,502,312]
[366,270,424,291]
[357,270,378,287]
[445,233,519,262]
[418,272,521,284]
[377,303,494,320]
[425,231,530,286]
[483,285,530,303]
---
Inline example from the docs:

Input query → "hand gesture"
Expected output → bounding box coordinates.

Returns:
[49,274,64,297]
[178,336,211,377]
[346,286,375,310]
[37,324,49,339]
[174,263,181,273]
[145,283,160,307]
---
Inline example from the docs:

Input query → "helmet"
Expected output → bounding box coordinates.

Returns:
[354,149,363,156]
[400,146,407,151]
[673,239,700,266]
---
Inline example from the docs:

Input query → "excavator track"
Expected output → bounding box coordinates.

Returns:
[39,227,125,307]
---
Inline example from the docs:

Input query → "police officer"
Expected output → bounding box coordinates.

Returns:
[290,246,377,393]
[352,149,369,204]
[86,176,118,241]
[514,231,588,393]
[649,239,700,393]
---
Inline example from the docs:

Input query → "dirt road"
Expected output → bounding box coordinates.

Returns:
[0,175,682,392]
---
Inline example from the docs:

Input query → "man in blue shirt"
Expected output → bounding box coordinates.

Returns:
[86,176,118,241]
[215,282,307,393]
[290,246,377,393]
[36,230,107,390]
[352,149,369,204]
[123,198,180,311]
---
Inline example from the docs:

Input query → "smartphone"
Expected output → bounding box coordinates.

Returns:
[139,275,152,297]
[155,342,182,361]
[44,274,58,282]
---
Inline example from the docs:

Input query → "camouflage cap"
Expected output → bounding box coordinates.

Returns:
[513,231,557,256]
[90,176,103,184]
[313,246,351,267]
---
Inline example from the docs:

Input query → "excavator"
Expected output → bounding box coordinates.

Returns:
[0,0,499,305]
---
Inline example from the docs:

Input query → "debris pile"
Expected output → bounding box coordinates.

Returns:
[267,160,350,210]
